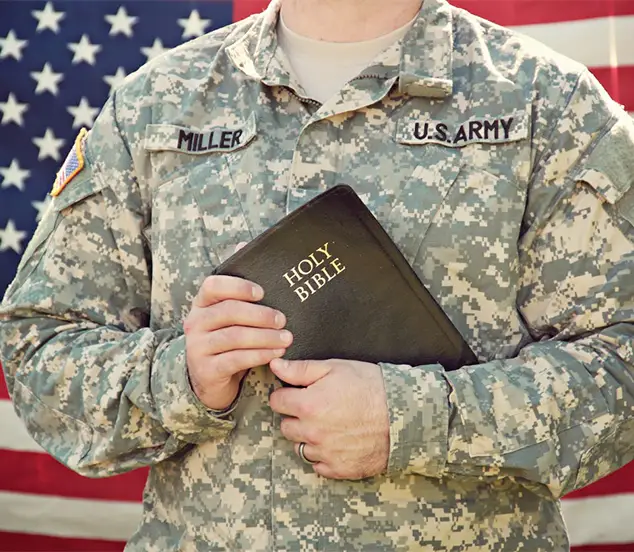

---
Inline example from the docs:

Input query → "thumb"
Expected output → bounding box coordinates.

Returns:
[270,358,332,387]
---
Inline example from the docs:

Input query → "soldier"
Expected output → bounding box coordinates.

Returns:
[1,0,633,550]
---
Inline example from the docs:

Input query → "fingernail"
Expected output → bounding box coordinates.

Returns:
[252,285,264,299]
[280,330,292,345]
[275,312,286,327]
[272,349,285,356]
[273,358,288,370]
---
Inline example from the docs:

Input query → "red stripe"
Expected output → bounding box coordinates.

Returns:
[452,0,634,27]
[572,545,634,552]
[232,0,634,26]
[589,65,634,113]
[566,461,634,499]
[0,374,10,400]
[0,531,124,552]
[0,450,147,502]
[233,0,267,22]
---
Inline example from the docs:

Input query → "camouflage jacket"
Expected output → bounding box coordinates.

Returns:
[1,0,633,550]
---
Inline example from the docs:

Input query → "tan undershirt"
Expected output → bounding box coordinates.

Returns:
[276,13,416,104]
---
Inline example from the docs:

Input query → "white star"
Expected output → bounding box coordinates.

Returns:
[0,159,30,191]
[0,220,28,254]
[32,196,53,222]
[67,97,99,129]
[0,30,28,61]
[0,93,28,126]
[105,6,138,37]
[32,2,65,33]
[103,66,127,95]
[68,34,101,65]
[178,10,211,39]
[30,62,63,95]
[33,128,65,161]
[141,38,168,62]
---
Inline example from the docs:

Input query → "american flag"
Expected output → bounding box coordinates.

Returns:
[0,1,632,550]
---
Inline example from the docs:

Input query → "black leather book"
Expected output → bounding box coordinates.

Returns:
[213,185,477,372]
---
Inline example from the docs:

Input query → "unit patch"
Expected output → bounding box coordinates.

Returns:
[51,128,87,197]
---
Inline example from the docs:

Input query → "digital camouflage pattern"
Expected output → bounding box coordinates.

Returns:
[2,0,634,549]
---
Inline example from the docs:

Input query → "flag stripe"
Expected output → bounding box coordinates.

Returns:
[589,65,634,111]
[0,399,44,453]
[513,16,634,68]
[0,449,147,502]
[0,531,124,552]
[0,378,9,400]
[567,460,634,499]
[562,494,634,546]
[0,491,141,541]
[452,0,634,26]
[233,0,634,27]
[573,546,634,552]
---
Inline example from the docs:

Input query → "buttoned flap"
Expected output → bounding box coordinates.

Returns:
[395,109,529,148]
[144,112,258,185]
[573,115,634,227]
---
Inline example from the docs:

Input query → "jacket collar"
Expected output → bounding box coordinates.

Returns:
[226,0,454,99]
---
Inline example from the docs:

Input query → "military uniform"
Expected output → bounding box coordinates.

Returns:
[1,0,634,550]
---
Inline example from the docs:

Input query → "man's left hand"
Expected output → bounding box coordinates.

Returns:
[269,358,390,480]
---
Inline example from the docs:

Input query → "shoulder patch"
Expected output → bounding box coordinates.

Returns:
[51,128,88,197]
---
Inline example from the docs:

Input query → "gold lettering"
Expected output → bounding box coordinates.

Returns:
[294,286,310,302]
[311,272,326,289]
[331,257,346,275]
[307,252,324,269]
[304,279,317,294]
[297,259,314,276]
[315,242,332,260]
[283,267,302,287]
[321,264,337,282]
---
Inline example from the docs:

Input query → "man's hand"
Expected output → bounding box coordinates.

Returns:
[184,275,293,411]
[269,359,390,480]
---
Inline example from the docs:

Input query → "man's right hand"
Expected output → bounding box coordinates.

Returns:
[184,275,292,411]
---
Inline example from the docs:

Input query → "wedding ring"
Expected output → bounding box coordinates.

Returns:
[298,442,317,465]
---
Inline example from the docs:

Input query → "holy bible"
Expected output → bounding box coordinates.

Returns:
[213,185,477,371]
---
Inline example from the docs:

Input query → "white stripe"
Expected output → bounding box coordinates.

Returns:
[0,399,44,453]
[512,16,634,68]
[563,493,634,546]
[0,491,141,541]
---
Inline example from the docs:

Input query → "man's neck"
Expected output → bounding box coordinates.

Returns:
[280,0,423,43]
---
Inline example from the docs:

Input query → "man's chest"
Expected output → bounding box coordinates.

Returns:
[143,87,533,361]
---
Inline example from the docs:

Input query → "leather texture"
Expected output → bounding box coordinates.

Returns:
[214,185,478,371]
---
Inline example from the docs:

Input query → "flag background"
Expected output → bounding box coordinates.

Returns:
[0,1,632,550]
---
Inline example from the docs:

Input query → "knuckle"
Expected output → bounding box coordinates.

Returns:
[304,426,321,445]
[223,325,245,344]
[208,354,232,379]
[279,417,292,438]
[202,275,218,295]
[296,399,314,419]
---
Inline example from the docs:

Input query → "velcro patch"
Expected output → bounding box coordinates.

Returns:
[51,128,87,197]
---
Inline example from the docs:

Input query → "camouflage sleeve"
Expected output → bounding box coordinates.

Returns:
[381,70,634,498]
[0,94,236,478]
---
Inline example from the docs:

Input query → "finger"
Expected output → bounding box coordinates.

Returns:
[269,386,309,418]
[270,359,332,387]
[188,301,286,333]
[201,327,293,355]
[294,442,322,465]
[312,462,342,480]
[194,275,264,308]
[206,348,287,379]
[279,416,318,445]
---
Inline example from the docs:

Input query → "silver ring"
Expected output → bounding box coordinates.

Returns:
[298,442,317,465]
